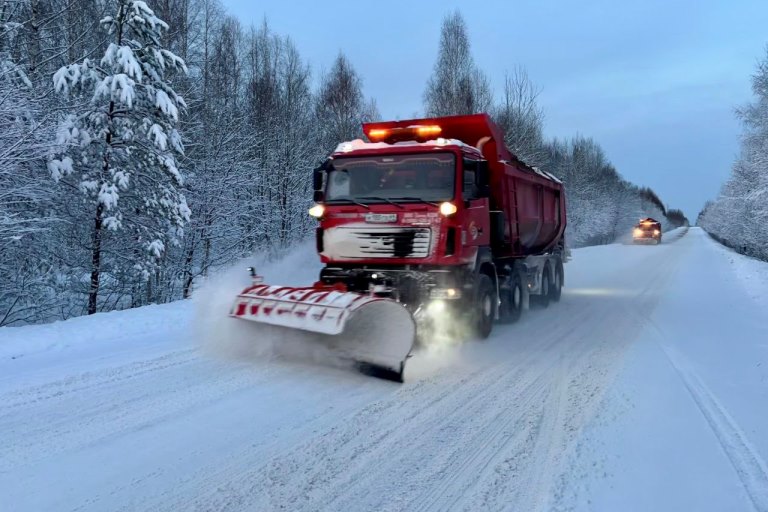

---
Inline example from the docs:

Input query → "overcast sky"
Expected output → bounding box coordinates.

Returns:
[222,0,767,220]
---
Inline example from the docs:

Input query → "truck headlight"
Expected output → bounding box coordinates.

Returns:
[427,300,446,314]
[429,288,462,299]
[308,204,325,218]
[439,202,457,216]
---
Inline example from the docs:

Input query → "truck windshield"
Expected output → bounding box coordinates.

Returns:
[325,153,455,203]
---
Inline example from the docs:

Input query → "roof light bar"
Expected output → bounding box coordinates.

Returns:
[366,125,443,143]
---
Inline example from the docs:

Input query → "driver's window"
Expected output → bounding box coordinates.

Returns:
[328,170,350,197]
[463,159,479,200]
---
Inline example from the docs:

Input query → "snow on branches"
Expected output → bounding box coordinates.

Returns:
[699,47,768,260]
[50,0,190,310]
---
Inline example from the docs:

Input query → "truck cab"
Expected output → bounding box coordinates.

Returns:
[313,137,490,266]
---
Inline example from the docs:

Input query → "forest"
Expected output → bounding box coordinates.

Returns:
[697,48,768,261]
[1,1,687,326]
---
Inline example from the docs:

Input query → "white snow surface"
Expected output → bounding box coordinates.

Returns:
[1,227,767,511]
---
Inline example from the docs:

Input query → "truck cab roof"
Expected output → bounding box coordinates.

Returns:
[332,138,483,159]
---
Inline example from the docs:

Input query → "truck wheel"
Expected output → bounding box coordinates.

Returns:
[473,274,495,339]
[533,266,550,308]
[499,272,523,324]
[549,260,563,303]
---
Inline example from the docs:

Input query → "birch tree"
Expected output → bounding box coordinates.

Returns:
[315,52,367,153]
[493,67,546,167]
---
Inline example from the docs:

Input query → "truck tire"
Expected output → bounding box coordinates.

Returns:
[473,274,495,339]
[549,259,563,303]
[533,266,550,308]
[499,272,523,324]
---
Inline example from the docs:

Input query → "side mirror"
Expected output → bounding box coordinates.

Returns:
[313,163,326,202]
[476,161,490,197]
[312,166,324,191]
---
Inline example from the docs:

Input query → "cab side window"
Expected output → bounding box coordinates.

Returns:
[463,159,479,200]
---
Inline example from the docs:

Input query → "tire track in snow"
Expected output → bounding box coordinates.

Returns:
[188,304,601,512]
[188,239,688,512]
[624,228,768,511]
[650,325,768,512]
[0,348,198,410]
[405,367,557,512]
[66,368,392,512]
[534,233,691,512]
[0,350,285,473]
[417,258,667,512]
[414,366,562,512]
[332,310,604,512]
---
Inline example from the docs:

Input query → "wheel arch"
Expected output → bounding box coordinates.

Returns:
[474,247,498,290]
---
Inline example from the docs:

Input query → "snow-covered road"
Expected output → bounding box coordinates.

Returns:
[1,227,767,511]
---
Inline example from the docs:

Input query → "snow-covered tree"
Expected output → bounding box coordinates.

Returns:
[492,68,547,167]
[699,46,768,260]
[49,0,190,314]
[315,52,374,153]
[542,136,680,247]
[0,8,62,326]
[174,9,257,298]
[238,22,320,253]
[423,10,492,117]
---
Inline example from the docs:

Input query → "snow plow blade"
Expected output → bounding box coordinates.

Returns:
[230,284,415,377]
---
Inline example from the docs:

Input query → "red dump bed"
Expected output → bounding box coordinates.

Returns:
[505,167,565,254]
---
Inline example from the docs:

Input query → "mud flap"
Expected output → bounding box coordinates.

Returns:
[231,285,415,374]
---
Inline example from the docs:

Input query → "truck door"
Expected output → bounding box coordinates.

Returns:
[462,159,491,248]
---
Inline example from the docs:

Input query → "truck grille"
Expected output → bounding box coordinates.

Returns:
[331,227,432,259]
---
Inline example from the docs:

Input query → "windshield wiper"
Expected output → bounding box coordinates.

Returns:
[325,198,370,209]
[357,196,406,209]
[391,197,440,207]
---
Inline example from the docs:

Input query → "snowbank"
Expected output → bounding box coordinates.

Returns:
[706,230,768,311]
[0,241,322,362]
[0,300,193,361]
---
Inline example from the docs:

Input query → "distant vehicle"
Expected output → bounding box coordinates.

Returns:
[633,218,662,244]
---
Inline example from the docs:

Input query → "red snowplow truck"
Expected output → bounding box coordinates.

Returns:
[231,114,567,381]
